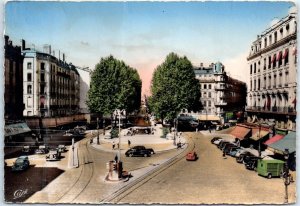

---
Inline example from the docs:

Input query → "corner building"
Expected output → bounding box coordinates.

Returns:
[194,62,247,124]
[246,13,297,132]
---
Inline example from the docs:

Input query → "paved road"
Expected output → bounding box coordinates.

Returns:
[117,132,296,204]
[25,134,183,204]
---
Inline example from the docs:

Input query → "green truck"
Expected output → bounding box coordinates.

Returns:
[257,159,284,179]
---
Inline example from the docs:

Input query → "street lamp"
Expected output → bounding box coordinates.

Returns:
[103,119,106,136]
[97,118,100,145]
[173,118,176,146]
[113,109,126,162]
[257,113,261,157]
[284,148,290,203]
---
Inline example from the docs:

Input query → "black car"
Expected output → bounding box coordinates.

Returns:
[131,146,155,154]
[245,159,259,170]
[224,145,239,154]
[125,148,151,157]
[236,152,253,163]
[219,142,233,150]
[12,156,30,172]
[211,137,222,144]
[217,140,229,149]
[243,155,261,165]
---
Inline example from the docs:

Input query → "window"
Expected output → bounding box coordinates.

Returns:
[41,73,45,82]
[208,92,211,98]
[41,62,45,71]
[27,62,32,70]
[258,79,260,90]
[269,35,272,45]
[264,58,266,70]
[254,63,256,73]
[203,92,207,97]
[273,54,276,68]
[258,61,260,72]
[279,73,282,87]
[280,28,283,38]
[208,84,211,89]
[254,79,256,90]
[250,80,252,91]
[285,71,289,86]
[274,31,277,43]
[27,73,32,81]
[278,51,283,67]
[284,49,289,65]
[250,64,252,74]
[286,24,290,35]
[268,56,271,69]
[263,76,266,88]
[274,75,277,88]
[208,101,211,107]
[27,85,32,94]
[264,38,267,48]
[204,84,207,89]
[268,75,271,88]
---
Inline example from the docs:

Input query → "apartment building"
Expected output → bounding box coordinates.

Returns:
[22,40,80,118]
[246,12,297,132]
[4,35,24,121]
[194,62,247,123]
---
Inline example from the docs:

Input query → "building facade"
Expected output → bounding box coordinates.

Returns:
[246,12,297,132]
[22,41,80,118]
[4,35,24,122]
[194,62,247,123]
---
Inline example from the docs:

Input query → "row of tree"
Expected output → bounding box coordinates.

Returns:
[87,53,201,120]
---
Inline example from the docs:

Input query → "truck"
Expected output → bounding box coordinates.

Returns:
[257,159,284,179]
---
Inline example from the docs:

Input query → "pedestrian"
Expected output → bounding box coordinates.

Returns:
[112,143,115,150]
[128,140,131,148]
[223,150,227,159]
[114,154,118,163]
[117,143,120,149]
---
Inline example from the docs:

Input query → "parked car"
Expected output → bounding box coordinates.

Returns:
[228,147,242,157]
[236,152,253,163]
[46,149,61,161]
[12,156,30,172]
[212,138,223,145]
[211,137,222,144]
[224,145,239,155]
[125,147,152,157]
[221,142,236,151]
[131,146,155,154]
[218,141,231,150]
[257,159,284,178]
[186,151,198,161]
[35,145,49,154]
[57,145,66,153]
[22,145,33,154]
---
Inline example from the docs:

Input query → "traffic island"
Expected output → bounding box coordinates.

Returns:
[105,160,131,182]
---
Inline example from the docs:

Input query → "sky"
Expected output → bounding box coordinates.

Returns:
[4,1,296,95]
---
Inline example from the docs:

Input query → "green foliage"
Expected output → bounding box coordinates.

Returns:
[160,127,170,138]
[150,53,201,120]
[87,56,142,115]
[110,127,119,139]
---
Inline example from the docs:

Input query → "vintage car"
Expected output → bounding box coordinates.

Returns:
[125,146,153,157]
[12,156,30,172]
[35,145,49,154]
[46,149,61,161]
[57,145,66,153]
[22,145,33,154]
[186,151,198,161]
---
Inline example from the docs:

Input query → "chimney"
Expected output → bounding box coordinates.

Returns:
[4,35,9,46]
[59,50,60,60]
[21,39,26,50]
[63,53,65,62]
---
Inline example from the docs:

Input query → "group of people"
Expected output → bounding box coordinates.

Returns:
[112,139,131,150]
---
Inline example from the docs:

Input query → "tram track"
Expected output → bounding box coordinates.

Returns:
[100,133,196,203]
[56,138,95,203]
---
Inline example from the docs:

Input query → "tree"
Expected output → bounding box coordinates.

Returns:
[150,53,201,121]
[87,56,142,116]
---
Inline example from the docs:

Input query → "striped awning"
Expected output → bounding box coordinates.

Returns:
[264,134,284,145]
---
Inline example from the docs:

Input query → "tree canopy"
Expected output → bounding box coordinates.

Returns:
[87,56,142,115]
[150,53,201,120]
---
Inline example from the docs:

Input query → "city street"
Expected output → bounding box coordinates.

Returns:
[116,132,296,204]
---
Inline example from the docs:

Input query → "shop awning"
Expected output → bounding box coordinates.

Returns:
[5,123,31,137]
[250,130,269,141]
[197,115,220,121]
[264,134,284,145]
[230,126,251,140]
[268,131,296,153]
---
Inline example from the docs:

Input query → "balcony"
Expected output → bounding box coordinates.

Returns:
[214,101,227,106]
[246,106,296,115]
[214,86,226,90]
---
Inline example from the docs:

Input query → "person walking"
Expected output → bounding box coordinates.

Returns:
[128,140,131,148]
[112,143,115,150]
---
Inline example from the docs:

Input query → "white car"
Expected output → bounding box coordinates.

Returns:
[213,139,223,145]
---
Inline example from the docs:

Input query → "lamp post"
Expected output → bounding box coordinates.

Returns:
[284,148,290,203]
[173,118,177,146]
[257,113,261,157]
[97,117,100,145]
[113,109,126,162]
[103,119,106,136]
